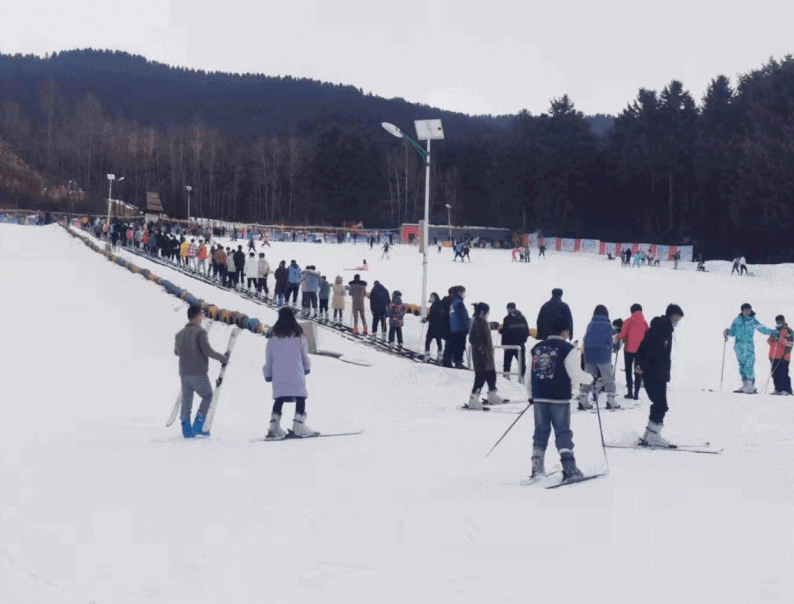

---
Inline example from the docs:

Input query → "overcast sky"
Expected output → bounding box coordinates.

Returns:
[3,0,792,116]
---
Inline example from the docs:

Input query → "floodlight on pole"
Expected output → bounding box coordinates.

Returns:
[185,185,193,223]
[445,204,452,241]
[381,119,443,320]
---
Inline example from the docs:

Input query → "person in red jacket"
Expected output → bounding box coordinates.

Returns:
[768,315,794,395]
[616,303,649,399]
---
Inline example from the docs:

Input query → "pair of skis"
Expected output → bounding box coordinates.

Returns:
[166,325,241,433]
[605,441,722,455]
[264,430,364,442]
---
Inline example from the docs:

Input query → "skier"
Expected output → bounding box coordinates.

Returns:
[348,274,368,335]
[536,288,573,342]
[437,240,443,254]
[423,292,446,363]
[233,246,246,288]
[768,315,793,395]
[197,240,209,275]
[440,287,457,368]
[264,307,317,439]
[466,302,505,409]
[499,302,530,380]
[318,276,331,321]
[453,242,463,262]
[512,247,519,262]
[331,275,346,325]
[632,250,642,267]
[173,306,230,438]
[286,260,302,305]
[724,303,776,393]
[244,251,259,291]
[381,241,390,259]
[635,304,684,446]
[740,256,748,276]
[616,303,649,400]
[247,236,256,252]
[257,253,270,297]
[369,280,390,340]
[179,237,189,266]
[301,265,321,317]
[449,286,471,369]
[673,251,680,269]
[387,290,406,349]
[624,248,632,267]
[731,257,741,275]
[188,239,198,271]
[272,260,287,307]
[225,247,236,287]
[528,317,593,480]
[461,242,471,262]
[577,305,619,410]
[538,243,546,258]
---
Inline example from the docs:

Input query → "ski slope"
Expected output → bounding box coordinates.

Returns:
[2,223,793,604]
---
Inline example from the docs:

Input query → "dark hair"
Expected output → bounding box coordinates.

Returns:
[776,315,785,323]
[271,307,304,338]
[593,304,609,317]
[666,304,684,318]
[551,317,570,335]
[552,288,563,298]
[249,252,255,257]
[506,302,516,310]
[430,292,439,302]
[630,303,642,313]
[187,305,202,320]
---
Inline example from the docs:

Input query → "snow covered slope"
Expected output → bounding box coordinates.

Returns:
[2,223,793,604]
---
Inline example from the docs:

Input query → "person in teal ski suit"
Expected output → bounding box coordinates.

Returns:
[724,303,775,393]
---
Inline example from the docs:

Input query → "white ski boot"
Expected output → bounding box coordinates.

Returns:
[291,413,319,437]
[424,350,432,363]
[577,390,593,410]
[606,393,620,410]
[466,391,483,410]
[743,379,757,394]
[531,449,546,478]
[487,389,506,405]
[266,413,286,440]
[641,421,671,447]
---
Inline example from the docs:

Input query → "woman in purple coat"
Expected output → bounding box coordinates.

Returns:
[263,307,318,439]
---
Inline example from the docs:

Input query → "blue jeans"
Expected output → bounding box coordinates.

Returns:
[180,374,213,419]
[533,402,574,458]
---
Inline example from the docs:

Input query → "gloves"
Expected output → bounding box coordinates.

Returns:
[723,329,729,341]
[265,377,272,383]
[305,370,310,375]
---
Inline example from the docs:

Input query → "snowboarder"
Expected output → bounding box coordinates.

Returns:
[369,280,390,339]
[536,288,573,342]
[449,286,471,369]
[387,290,406,349]
[577,305,619,410]
[499,302,530,380]
[635,304,684,446]
[331,275,346,325]
[348,274,368,335]
[724,303,776,393]
[528,317,593,480]
[264,307,317,439]
[173,306,230,438]
[423,292,446,362]
[274,261,288,307]
[616,303,649,400]
[466,302,505,409]
[768,315,794,395]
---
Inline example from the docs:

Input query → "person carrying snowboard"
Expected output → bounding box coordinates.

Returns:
[528,317,593,480]
[724,303,776,393]
[174,306,230,438]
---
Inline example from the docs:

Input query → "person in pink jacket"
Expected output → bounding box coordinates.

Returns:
[616,303,649,399]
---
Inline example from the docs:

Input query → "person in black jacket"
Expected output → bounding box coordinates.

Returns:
[440,286,457,367]
[536,288,573,341]
[635,304,684,447]
[369,280,391,339]
[499,302,530,379]
[232,245,246,289]
[423,292,447,362]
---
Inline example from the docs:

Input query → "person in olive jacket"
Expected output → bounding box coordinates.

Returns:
[466,302,505,409]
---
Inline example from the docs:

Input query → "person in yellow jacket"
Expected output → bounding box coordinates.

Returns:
[179,238,190,266]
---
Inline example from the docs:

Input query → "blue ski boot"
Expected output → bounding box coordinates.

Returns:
[180,418,195,438]
[192,412,210,437]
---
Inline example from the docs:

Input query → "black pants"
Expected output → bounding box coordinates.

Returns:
[247,277,257,289]
[272,396,306,415]
[389,325,403,345]
[425,333,443,353]
[771,358,792,394]
[333,308,343,321]
[319,298,329,314]
[731,265,739,274]
[624,351,642,396]
[643,375,668,424]
[442,337,454,367]
[740,265,748,275]
[450,332,467,365]
[503,344,526,376]
[235,269,244,285]
[372,312,386,334]
[257,277,268,294]
[287,284,299,302]
[473,369,497,392]
[305,292,318,310]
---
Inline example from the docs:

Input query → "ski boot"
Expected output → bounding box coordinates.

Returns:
[266,412,286,440]
[291,413,319,437]
[577,390,593,410]
[466,391,483,410]
[423,350,432,363]
[487,389,506,405]
[192,412,210,436]
[641,421,671,447]
[180,418,195,439]
[531,449,546,478]
[560,455,584,481]
[606,393,620,410]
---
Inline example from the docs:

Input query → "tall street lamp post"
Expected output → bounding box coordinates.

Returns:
[185,185,192,224]
[445,203,452,242]
[381,119,444,320]
[106,174,124,235]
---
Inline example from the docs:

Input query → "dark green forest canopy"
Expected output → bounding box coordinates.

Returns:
[1,49,793,262]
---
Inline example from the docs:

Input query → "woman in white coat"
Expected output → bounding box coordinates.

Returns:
[263,307,317,439]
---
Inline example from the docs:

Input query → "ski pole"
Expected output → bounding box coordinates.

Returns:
[720,338,727,392]
[763,339,782,394]
[592,385,610,470]
[486,400,533,457]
